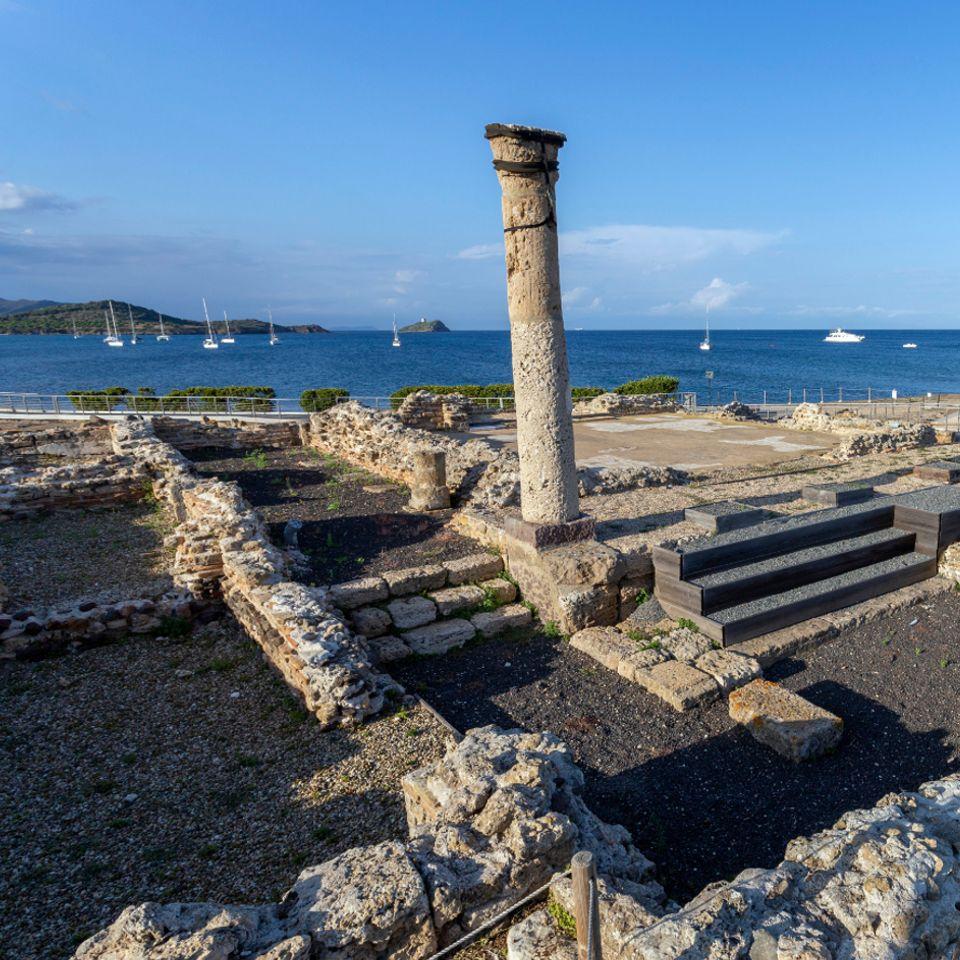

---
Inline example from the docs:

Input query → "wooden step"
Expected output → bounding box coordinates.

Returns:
[708,552,936,645]
[691,527,916,613]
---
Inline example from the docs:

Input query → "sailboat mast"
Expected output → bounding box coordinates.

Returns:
[128,303,136,341]
[202,297,213,338]
[108,301,119,339]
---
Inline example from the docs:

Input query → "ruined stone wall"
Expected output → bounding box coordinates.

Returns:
[0,418,113,461]
[0,457,149,519]
[109,417,393,729]
[573,392,681,417]
[77,725,663,960]
[396,391,472,431]
[151,415,301,451]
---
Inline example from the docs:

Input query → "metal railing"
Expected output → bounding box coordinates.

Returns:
[0,393,308,418]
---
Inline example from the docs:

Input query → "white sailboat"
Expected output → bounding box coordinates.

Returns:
[72,316,80,339]
[392,314,401,347]
[156,312,170,342]
[127,304,138,344]
[699,310,711,351]
[268,307,279,345]
[201,298,219,349]
[106,301,124,347]
[221,310,236,344]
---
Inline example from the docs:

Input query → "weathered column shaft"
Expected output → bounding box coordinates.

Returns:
[486,123,579,526]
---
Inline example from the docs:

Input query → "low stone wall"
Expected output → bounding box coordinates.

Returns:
[396,391,472,431]
[0,457,149,519]
[77,725,664,960]
[0,417,113,461]
[511,773,960,960]
[0,584,206,659]
[152,415,301,451]
[573,392,680,417]
[109,417,393,729]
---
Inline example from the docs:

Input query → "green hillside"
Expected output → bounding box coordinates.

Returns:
[398,317,450,333]
[0,300,329,335]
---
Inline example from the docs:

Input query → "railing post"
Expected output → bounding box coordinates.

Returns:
[54,395,61,415]
[868,387,872,402]
[572,851,602,960]
[839,386,843,403]
[820,387,824,404]
[788,389,792,406]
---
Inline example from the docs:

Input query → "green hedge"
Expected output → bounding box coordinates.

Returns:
[66,386,130,411]
[614,375,679,396]
[571,387,605,399]
[67,384,277,413]
[301,388,349,412]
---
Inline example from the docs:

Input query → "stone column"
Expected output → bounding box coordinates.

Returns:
[408,447,451,512]
[485,123,591,545]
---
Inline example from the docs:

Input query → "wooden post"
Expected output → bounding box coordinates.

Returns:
[571,851,602,960]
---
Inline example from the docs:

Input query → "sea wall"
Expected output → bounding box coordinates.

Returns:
[76,725,663,960]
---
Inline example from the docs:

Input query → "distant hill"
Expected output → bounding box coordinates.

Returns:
[399,318,450,333]
[0,297,61,317]
[0,300,330,335]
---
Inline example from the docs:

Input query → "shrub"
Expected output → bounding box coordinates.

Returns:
[66,386,130,411]
[388,383,515,409]
[614,375,679,396]
[300,388,349,412]
[163,385,276,413]
[571,387,605,399]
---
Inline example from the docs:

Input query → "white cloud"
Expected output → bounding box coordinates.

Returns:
[562,286,603,312]
[394,268,423,284]
[562,286,589,305]
[0,181,76,214]
[690,277,749,311]
[456,242,502,261]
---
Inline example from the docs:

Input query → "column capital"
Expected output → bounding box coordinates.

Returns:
[484,123,566,146]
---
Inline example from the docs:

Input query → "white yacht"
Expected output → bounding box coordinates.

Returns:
[268,307,279,345]
[201,298,219,349]
[823,328,865,343]
[392,314,401,347]
[221,310,235,344]
[156,312,170,342]
[699,313,711,351]
[903,342,918,349]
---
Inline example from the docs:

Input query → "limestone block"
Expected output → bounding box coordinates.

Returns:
[408,448,451,512]
[617,647,671,682]
[470,603,532,638]
[542,541,623,587]
[569,626,637,671]
[384,565,447,596]
[476,578,514,605]
[329,577,389,610]
[635,661,720,711]
[507,910,576,960]
[402,618,475,655]
[660,628,713,663]
[387,596,438,630]
[368,635,412,663]
[429,584,484,616]
[288,841,436,960]
[556,583,619,632]
[729,618,837,667]
[445,553,504,585]
[729,679,842,761]
[694,649,762,694]
[351,605,393,638]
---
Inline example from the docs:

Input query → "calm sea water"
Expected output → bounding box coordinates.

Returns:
[0,329,955,403]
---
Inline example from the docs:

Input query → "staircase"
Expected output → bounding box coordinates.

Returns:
[654,488,960,645]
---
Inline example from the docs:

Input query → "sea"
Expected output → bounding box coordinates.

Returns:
[0,329,955,405]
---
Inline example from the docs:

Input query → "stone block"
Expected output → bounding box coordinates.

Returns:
[569,626,637,671]
[368,635,412,663]
[729,679,842,761]
[635,661,720,711]
[470,603,532,638]
[384,565,447,596]
[480,578,517,604]
[386,595,437,630]
[694,649,762,694]
[729,618,836,667]
[504,514,596,548]
[617,647,671,682]
[660,628,713,663]
[445,553,504,585]
[329,576,389,610]
[556,583,619,632]
[402,618,475,655]
[351,605,393,638]
[429,584,484,616]
[542,541,623,587]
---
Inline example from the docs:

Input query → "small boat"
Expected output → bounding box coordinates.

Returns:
[823,327,865,343]
[105,302,124,347]
[392,314,401,348]
[127,304,138,344]
[902,342,918,349]
[221,310,235,344]
[268,307,279,345]
[72,317,80,339]
[201,297,218,349]
[699,311,711,351]
[156,312,170,342]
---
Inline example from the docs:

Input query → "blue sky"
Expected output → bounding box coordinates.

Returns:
[2,0,959,329]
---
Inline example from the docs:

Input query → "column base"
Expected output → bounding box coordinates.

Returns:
[503,514,596,549]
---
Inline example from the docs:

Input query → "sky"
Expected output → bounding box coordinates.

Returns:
[1,0,959,329]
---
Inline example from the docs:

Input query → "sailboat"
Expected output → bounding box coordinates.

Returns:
[392,314,401,348]
[221,310,236,344]
[156,312,170,342]
[127,304,138,344]
[106,301,124,347]
[699,310,711,351]
[268,307,279,345]
[201,298,219,349]
[72,316,80,339]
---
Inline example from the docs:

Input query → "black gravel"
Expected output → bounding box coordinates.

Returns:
[896,484,960,511]
[392,594,960,901]
[189,447,480,583]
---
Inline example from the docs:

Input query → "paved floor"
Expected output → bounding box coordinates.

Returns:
[471,413,838,470]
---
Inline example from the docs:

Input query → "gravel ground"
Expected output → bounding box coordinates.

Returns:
[392,593,960,902]
[0,502,175,611]
[0,618,452,960]
[190,446,481,583]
